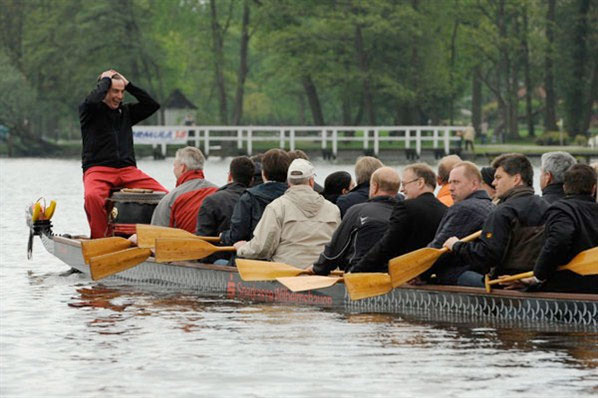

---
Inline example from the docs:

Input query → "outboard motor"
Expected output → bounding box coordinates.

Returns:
[106,188,166,237]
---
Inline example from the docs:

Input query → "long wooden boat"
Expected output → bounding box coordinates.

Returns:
[31,221,597,328]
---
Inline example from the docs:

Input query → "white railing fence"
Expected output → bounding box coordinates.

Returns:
[132,125,466,157]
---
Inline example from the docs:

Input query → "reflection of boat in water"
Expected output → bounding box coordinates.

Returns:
[30,220,597,328]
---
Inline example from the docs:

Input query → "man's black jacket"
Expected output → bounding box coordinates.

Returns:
[313,195,400,275]
[533,195,598,293]
[541,183,565,204]
[349,192,447,273]
[196,182,248,237]
[79,77,160,172]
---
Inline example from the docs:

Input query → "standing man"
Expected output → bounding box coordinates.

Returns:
[80,69,167,238]
[349,163,447,273]
[151,147,218,233]
[539,151,576,204]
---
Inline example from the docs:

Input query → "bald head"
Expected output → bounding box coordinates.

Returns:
[438,155,462,184]
[369,167,401,198]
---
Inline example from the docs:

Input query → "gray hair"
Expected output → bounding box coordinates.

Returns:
[541,151,576,184]
[175,146,205,170]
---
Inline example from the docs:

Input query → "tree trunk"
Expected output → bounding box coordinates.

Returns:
[544,0,558,132]
[210,0,228,124]
[354,25,375,125]
[496,0,508,142]
[582,61,597,135]
[449,15,459,125]
[301,75,325,125]
[231,0,250,125]
[472,66,482,135]
[522,5,535,137]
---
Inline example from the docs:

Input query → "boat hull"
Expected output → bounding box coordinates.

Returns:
[42,234,598,327]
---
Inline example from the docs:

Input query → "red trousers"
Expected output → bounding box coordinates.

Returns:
[83,166,168,238]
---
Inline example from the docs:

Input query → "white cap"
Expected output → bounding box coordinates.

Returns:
[287,158,315,180]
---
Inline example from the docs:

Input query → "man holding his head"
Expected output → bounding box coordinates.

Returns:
[310,167,403,275]
[444,153,549,286]
[80,69,167,238]
[540,151,577,204]
[151,146,218,233]
[234,159,340,268]
[349,163,447,273]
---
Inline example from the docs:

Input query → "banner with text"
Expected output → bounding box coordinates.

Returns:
[133,127,189,144]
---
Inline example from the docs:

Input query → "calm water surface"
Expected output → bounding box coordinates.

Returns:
[1,157,597,397]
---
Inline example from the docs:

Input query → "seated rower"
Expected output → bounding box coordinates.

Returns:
[336,156,384,218]
[151,147,218,233]
[348,163,447,273]
[234,159,340,268]
[308,167,402,275]
[322,171,354,205]
[436,155,462,207]
[444,153,549,287]
[425,161,494,285]
[503,164,598,294]
[196,156,255,263]
[540,151,576,204]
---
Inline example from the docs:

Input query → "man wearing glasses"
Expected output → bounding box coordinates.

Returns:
[348,163,447,273]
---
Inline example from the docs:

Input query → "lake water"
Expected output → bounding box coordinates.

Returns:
[1,157,597,397]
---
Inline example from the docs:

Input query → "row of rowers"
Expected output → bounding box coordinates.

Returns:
[141,148,597,295]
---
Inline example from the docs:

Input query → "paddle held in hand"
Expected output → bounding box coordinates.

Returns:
[81,237,132,264]
[154,238,235,262]
[136,224,219,249]
[89,247,152,281]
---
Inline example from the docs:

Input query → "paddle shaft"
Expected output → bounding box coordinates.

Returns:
[154,238,234,262]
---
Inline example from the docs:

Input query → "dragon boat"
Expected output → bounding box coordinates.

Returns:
[28,219,598,328]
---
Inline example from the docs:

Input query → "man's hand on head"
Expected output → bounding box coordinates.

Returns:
[112,70,129,86]
[100,70,113,80]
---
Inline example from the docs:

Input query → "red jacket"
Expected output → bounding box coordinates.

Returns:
[150,170,218,233]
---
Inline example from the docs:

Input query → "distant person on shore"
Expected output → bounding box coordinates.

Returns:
[436,155,462,207]
[501,164,598,294]
[322,171,354,204]
[444,153,549,287]
[480,166,497,200]
[349,163,447,273]
[287,150,324,193]
[234,159,340,268]
[309,167,402,275]
[540,151,576,204]
[463,123,475,152]
[336,156,384,217]
[80,69,167,238]
[424,162,494,285]
[219,149,290,246]
[151,147,217,233]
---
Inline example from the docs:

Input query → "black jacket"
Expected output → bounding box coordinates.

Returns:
[79,77,160,172]
[349,192,447,273]
[533,195,598,293]
[426,190,495,284]
[313,195,400,275]
[541,183,565,204]
[196,182,247,237]
[452,186,549,276]
[219,181,288,245]
[336,182,370,218]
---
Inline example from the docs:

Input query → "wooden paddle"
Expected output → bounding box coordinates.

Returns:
[344,273,393,300]
[236,259,312,281]
[154,238,235,262]
[276,275,343,292]
[81,237,132,264]
[484,246,598,292]
[136,224,219,249]
[89,247,152,281]
[389,230,482,288]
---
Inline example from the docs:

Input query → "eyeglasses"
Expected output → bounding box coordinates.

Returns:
[401,177,421,189]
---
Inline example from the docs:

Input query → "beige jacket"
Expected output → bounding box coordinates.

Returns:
[237,184,341,268]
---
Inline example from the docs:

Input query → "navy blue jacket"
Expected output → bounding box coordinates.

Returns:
[336,182,370,218]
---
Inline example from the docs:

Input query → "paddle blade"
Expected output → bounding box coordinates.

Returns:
[388,247,445,288]
[562,247,598,275]
[136,224,219,248]
[276,275,342,292]
[154,238,223,262]
[81,237,132,264]
[344,273,392,300]
[235,259,305,281]
[89,248,151,281]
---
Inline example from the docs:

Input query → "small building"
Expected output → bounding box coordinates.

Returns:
[163,89,197,126]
